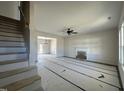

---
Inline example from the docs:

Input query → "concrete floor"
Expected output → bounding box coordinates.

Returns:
[37,54,121,91]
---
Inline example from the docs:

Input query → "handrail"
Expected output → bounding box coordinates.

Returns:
[18,6,30,67]
[18,6,28,27]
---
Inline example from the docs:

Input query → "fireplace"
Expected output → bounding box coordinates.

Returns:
[76,51,87,60]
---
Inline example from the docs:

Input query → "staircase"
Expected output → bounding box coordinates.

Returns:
[0,15,42,91]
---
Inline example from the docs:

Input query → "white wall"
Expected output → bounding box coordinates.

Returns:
[64,29,118,65]
[29,28,37,65]
[29,2,37,66]
[118,2,124,89]
[0,1,20,20]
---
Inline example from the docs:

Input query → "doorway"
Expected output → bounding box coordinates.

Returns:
[37,36,57,60]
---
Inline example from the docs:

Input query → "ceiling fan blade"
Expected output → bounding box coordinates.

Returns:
[72,32,78,34]
[70,30,74,32]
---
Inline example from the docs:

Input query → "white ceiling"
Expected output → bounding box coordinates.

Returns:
[32,1,123,36]
[38,36,56,40]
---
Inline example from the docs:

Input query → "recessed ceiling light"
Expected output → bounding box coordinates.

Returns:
[108,16,111,20]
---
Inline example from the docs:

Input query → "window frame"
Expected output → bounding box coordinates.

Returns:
[119,23,124,66]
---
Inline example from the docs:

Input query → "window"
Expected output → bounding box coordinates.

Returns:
[119,23,124,66]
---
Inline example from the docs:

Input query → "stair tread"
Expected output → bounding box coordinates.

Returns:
[0,66,36,79]
[0,25,20,31]
[0,15,20,23]
[0,30,22,34]
[0,34,23,38]
[0,46,25,48]
[0,19,19,24]
[0,28,21,33]
[0,31,23,36]
[0,52,27,55]
[0,22,20,28]
[1,75,41,91]
[0,59,28,65]
[0,24,20,30]
[0,40,24,42]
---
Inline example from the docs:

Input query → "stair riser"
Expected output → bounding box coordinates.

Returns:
[0,42,25,47]
[0,32,23,37]
[0,28,21,33]
[0,54,27,61]
[0,25,20,31]
[0,20,19,26]
[0,22,19,27]
[0,61,28,72]
[0,68,38,87]
[0,36,24,42]
[0,16,19,24]
[0,22,20,28]
[20,80,41,91]
[0,48,26,53]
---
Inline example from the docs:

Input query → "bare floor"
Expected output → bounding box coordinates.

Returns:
[37,54,121,91]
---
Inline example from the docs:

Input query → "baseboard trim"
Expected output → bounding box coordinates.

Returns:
[63,56,117,67]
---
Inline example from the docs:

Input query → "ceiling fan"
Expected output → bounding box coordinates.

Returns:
[64,28,78,35]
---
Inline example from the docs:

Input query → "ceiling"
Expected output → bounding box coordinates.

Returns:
[38,36,56,40]
[32,1,123,36]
